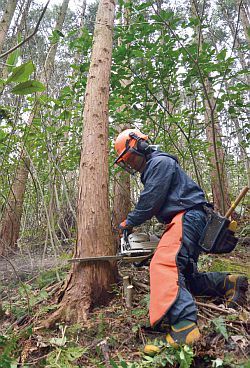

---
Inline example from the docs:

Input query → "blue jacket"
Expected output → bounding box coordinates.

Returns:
[126,151,206,226]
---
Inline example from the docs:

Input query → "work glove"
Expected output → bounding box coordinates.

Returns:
[216,229,238,253]
[118,219,133,237]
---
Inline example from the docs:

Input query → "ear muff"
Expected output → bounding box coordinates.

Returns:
[136,140,149,153]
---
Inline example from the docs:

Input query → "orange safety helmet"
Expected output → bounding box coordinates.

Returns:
[114,129,149,174]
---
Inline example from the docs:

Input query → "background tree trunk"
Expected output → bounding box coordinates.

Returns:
[204,88,231,213]
[44,0,117,326]
[42,0,70,83]
[191,0,231,213]
[0,157,30,255]
[0,0,18,54]
[237,0,250,45]
[0,0,69,255]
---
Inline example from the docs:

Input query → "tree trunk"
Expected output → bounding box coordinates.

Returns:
[237,0,250,45]
[42,0,70,83]
[0,0,69,255]
[0,158,30,255]
[204,87,231,213]
[112,0,131,243]
[232,117,250,187]
[0,0,18,54]
[44,0,117,327]
[1,0,32,82]
[190,0,231,214]
[112,171,131,241]
[220,2,250,87]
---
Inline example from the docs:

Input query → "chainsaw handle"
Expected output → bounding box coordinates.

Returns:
[123,229,129,242]
[225,186,249,218]
[123,229,131,251]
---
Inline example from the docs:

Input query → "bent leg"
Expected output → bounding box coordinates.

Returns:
[149,212,184,326]
[167,275,197,325]
[187,272,228,297]
[166,209,207,325]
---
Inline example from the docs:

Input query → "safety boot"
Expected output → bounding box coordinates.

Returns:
[223,275,248,308]
[166,320,200,348]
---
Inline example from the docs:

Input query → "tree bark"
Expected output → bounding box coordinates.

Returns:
[44,0,117,327]
[204,86,231,213]
[190,0,231,214]
[112,171,131,235]
[0,158,30,255]
[219,1,250,87]
[232,117,250,187]
[112,0,131,243]
[42,0,70,83]
[0,0,18,54]
[237,0,250,45]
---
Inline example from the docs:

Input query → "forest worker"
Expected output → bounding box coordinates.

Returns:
[113,128,248,348]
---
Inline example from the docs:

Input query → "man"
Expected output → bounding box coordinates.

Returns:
[114,128,248,348]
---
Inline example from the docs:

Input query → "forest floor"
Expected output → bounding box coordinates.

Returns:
[0,239,249,368]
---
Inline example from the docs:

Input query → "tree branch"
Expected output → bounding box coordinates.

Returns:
[0,0,50,59]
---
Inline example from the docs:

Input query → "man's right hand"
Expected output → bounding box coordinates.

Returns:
[118,219,133,237]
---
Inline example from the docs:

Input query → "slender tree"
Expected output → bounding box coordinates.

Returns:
[237,0,250,45]
[0,0,18,54]
[0,0,70,255]
[0,158,30,255]
[191,0,231,213]
[44,0,117,326]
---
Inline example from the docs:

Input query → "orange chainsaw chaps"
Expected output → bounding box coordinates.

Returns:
[149,211,184,326]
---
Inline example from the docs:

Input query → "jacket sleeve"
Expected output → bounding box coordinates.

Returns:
[126,157,176,227]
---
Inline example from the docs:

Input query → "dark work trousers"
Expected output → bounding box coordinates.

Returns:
[167,209,228,325]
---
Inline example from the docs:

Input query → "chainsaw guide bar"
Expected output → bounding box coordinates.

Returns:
[68,254,153,263]
[69,233,158,264]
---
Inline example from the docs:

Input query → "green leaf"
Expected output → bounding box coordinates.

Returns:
[7,61,35,83]
[177,345,194,368]
[247,26,250,38]
[120,361,128,368]
[110,359,119,368]
[217,49,227,61]
[49,29,65,44]
[10,361,18,368]
[228,106,235,114]
[212,317,228,340]
[64,346,86,361]
[49,337,67,347]
[137,2,151,10]
[6,49,20,72]
[11,80,45,95]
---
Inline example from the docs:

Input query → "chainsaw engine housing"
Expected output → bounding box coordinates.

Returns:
[120,233,159,256]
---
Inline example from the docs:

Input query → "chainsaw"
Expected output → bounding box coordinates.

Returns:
[69,187,249,264]
[68,231,159,265]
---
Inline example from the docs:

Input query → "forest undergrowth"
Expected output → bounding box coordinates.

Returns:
[0,232,249,368]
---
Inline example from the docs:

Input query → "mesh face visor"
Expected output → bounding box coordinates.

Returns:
[116,159,137,175]
[114,147,145,175]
